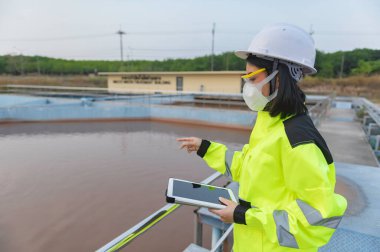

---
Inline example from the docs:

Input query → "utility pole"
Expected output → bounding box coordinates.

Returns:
[340,53,345,78]
[309,24,314,36]
[116,29,126,67]
[226,54,229,71]
[211,22,215,71]
[37,57,41,75]
[20,54,24,75]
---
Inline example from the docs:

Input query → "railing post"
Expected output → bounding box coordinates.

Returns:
[194,210,203,246]
[211,227,222,252]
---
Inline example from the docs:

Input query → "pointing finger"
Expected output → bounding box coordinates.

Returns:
[176,138,192,142]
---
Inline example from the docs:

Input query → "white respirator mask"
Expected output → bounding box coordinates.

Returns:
[242,69,279,111]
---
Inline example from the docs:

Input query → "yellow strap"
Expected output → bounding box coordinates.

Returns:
[107,204,180,252]
[241,68,266,79]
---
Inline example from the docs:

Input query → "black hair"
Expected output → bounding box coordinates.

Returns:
[246,54,273,75]
[246,54,308,119]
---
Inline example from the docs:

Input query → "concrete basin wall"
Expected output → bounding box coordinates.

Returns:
[0,94,255,128]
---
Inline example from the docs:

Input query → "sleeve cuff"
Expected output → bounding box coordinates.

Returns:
[196,139,211,158]
[233,205,249,225]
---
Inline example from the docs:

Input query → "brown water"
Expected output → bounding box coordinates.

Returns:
[0,121,249,252]
[0,121,356,252]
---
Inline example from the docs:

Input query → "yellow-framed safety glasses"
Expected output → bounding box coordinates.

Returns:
[241,68,266,80]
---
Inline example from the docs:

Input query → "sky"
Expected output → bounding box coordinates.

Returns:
[0,0,379,61]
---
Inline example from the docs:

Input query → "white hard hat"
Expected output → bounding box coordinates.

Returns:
[235,23,317,75]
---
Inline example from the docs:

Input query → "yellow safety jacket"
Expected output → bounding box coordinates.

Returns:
[196,111,347,252]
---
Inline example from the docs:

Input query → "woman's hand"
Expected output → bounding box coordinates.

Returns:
[208,197,238,223]
[176,137,202,153]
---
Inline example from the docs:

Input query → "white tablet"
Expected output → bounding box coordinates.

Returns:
[166,178,237,209]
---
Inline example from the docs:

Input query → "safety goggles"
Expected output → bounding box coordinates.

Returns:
[241,68,266,81]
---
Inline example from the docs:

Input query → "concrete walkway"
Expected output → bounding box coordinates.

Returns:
[318,108,379,167]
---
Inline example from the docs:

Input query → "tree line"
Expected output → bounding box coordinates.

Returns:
[0,48,379,78]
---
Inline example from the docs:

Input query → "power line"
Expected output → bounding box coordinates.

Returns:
[1,29,379,43]
[127,30,209,35]
[129,47,207,52]
[314,31,380,36]
[0,33,115,42]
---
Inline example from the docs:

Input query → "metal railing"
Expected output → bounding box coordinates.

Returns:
[354,97,380,165]
[360,98,380,126]
[308,95,334,127]
[96,172,222,252]
[0,84,247,109]
[0,84,241,97]
[209,224,234,252]
[1,84,333,112]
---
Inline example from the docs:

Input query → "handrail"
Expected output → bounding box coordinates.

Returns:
[308,95,333,127]
[1,85,337,110]
[2,84,109,92]
[1,84,244,97]
[96,172,222,252]
[210,224,234,252]
[360,98,380,125]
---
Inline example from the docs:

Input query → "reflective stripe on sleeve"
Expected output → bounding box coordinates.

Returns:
[273,210,300,249]
[296,199,343,229]
[224,149,234,180]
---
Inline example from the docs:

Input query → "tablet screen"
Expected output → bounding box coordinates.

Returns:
[172,180,231,204]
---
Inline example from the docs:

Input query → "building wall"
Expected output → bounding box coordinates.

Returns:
[183,75,241,93]
[107,73,243,94]
[108,74,176,93]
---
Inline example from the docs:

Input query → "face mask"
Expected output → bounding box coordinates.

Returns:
[242,70,279,111]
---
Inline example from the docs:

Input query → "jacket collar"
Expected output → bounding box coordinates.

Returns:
[249,111,282,144]
[249,111,295,142]
[255,111,283,130]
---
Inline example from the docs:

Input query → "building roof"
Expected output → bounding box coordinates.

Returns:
[98,71,245,76]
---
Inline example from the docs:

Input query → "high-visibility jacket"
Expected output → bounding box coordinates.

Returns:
[196,111,347,252]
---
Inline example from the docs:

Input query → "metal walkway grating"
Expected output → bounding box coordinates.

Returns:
[319,228,380,252]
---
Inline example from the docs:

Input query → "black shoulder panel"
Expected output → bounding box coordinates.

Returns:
[283,114,333,164]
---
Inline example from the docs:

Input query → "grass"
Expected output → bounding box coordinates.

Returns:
[300,75,380,104]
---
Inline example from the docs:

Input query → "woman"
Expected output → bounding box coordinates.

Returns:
[177,23,347,252]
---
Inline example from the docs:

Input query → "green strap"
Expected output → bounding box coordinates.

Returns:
[107,204,180,252]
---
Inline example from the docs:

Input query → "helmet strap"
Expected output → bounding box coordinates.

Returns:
[270,59,279,95]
